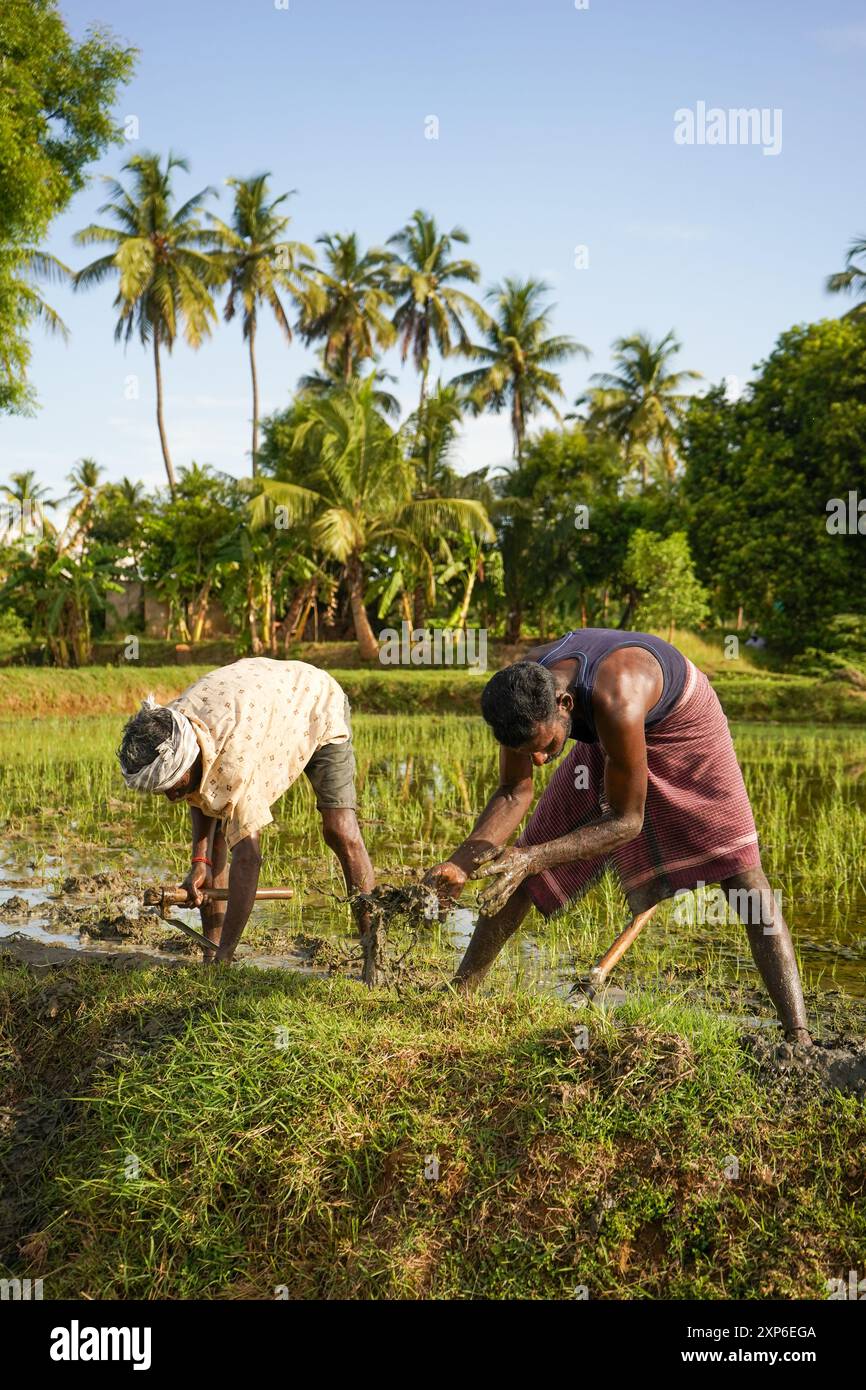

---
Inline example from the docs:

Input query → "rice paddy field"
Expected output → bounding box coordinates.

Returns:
[1,711,865,1299]
[2,713,865,1001]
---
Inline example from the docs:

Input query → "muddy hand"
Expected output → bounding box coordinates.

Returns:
[180,861,211,908]
[423,860,468,907]
[469,846,535,917]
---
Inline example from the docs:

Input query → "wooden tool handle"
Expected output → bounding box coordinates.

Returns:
[595,906,657,974]
[146,885,295,908]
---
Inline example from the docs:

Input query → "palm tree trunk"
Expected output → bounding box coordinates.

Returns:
[296,581,318,641]
[249,319,259,475]
[260,565,272,648]
[283,581,311,649]
[505,602,523,644]
[153,334,177,495]
[512,387,524,463]
[346,553,379,660]
[419,353,430,412]
[246,572,262,654]
[412,578,427,629]
[191,577,212,643]
[456,549,481,628]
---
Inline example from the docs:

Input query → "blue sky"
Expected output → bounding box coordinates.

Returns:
[3,0,865,494]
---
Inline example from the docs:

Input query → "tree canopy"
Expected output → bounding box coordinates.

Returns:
[0,0,135,411]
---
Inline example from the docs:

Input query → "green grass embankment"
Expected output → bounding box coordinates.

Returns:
[1,955,864,1299]
[0,661,863,723]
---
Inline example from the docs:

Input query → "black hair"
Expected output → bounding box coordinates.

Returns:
[480,661,557,747]
[118,705,175,775]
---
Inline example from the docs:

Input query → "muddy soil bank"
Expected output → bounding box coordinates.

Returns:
[742,1033,866,1099]
[1,874,450,984]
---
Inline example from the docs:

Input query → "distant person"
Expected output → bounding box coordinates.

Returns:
[745,631,767,650]
[118,659,375,964]
[425,628,811,1044]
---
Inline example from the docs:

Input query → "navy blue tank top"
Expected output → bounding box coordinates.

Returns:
[536,629,687,744]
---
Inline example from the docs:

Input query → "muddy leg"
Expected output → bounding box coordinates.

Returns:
[720,867,811,1044]
[200,825,228,964]
[451,883,534,990]
[320,808,378,984]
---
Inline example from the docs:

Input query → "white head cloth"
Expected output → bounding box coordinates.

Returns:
[121,695,200,793]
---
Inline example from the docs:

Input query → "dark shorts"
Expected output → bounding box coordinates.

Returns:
[303,695,357,810]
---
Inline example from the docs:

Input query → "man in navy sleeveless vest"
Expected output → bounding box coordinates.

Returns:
[426,628,811,1044]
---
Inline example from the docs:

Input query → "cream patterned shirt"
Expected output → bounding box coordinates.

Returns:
[170,659,350,848]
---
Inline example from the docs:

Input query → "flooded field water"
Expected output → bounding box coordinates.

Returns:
[1,714,865,1011]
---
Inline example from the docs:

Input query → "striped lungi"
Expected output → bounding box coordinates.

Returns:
[516,659,761,916]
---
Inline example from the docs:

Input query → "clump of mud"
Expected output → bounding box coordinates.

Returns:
[285,930,440,989]
[348,881,442,988]
[741,1033,866,1098]
[58,870,133,897]
[289,933,359,971]
[45,897,192,953]
[0,895,33,919]
[352,882,440,927]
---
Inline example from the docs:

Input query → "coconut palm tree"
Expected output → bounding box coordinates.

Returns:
[250,379,493,659]
[114,477,147,507]
[581,330,701,484]
[452,277,587,461]
[73,152,223,495]
[826,236,866,321]
[404,380,466,496]
[206,174,314,472]
[1,469,57,540]
[297,351,401,418]
[399,381,468,625]
[60,458,105,552]
[298,233,395,383]
[386,210,491,410]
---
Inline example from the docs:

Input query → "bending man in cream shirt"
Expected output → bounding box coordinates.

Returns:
[118,658,375,964]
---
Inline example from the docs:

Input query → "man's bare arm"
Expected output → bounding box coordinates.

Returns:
[189,805,215,856]
[212,832,262,963]
[424,747,534,896]
[453,746,535,869]
[182,805,217,907]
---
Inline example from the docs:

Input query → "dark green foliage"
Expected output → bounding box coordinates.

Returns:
[683,320,866,652]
